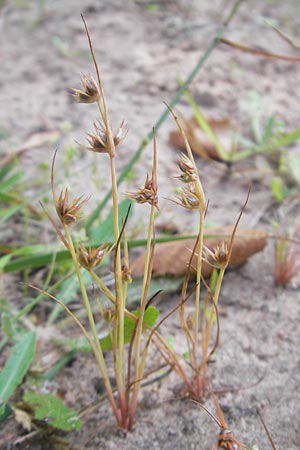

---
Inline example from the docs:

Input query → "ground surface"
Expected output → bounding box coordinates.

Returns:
[1,0,300,449]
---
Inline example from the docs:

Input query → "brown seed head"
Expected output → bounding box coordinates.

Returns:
[102,307,114,324]
[55,188,89,225]
[86,120,108,153]
[202,241,229,269]
[274,238,300,286]
[85,120,128,154]
[77,243,110,270]
[186,312,194,330]
[121,260,132,283]
[126,173,159,209]
[71,73,100,104]
[176,185,202,210]
[114,120,128,147]
[177,153,197,183]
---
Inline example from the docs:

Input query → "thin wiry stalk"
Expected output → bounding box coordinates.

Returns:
[257,408,278,450]
[203,266,226,364]
[63,225,120,424]
[90,270,116,303]
[122,225,130,300]
[81,14,126,421]
[193,211,205,397]
[126,239,156,421]
[129,203,155,428]
[197,274,221,390]
[203,188,251,380]
[143,328,193,394]
[137,286,198,403]
[128,131,158,427]
[167,104,206,397]
[29,285,94,349]
[179,236,199,371]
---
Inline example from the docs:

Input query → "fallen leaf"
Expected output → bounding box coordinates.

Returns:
[0,131,61,169]
[16,130,61,152]
[155,221,180,235]
[169,116,237,162]
[131,227,268,278]
[13,406,32,431]
[0,149,27,169]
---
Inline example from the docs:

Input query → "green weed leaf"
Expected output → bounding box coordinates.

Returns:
[279,151,300,185]
[262,116,274,143]
[271,176,288,203]
[0,331,36,415]
[53,306,159,353]
[2,313,16,339]
[100,306,159,351]
[23,391,81,431]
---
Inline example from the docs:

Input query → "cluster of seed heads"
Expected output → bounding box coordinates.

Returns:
[175,153,205,211]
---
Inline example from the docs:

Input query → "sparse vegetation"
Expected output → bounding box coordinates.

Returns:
[1,1,300,449]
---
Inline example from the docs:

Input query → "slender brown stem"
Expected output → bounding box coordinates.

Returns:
[129,204,155,427]
[193,211,204,396]
[63,225,120,424]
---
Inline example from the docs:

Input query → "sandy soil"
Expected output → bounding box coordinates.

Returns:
[1,0,300,449]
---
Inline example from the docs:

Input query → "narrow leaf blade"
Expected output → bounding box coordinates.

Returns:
[0,332,36,414]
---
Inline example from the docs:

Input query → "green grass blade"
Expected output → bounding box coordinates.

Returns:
[0,331,36,415]
[0,164,14,182]
[1,235,198,272]
[231,129,300,162]
[262,116,274,143]
[0,172,23,192]
[273,128,300,147]
[0,204,23,223]
[2,231,245,273]
[0,192,20,203]
[1,250,70,273]
[43,350,76,381]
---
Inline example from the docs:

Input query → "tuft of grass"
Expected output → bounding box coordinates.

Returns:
[158,105,251,399]
[31,3,245,429]
[274,233,300,287]
[3,0,275,438]
[32,15,172,430]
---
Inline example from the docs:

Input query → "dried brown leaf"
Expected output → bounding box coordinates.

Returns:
[169,116,236,162]
[13,406,32,431]
[131,227,268,278]
[0,149,27,169]
[155,221,180,235]
[220,37,300,62]
[15,130,61,152]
